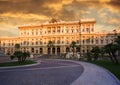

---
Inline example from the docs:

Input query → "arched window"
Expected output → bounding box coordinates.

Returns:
[86,28,90,32]
[31,48,34,53]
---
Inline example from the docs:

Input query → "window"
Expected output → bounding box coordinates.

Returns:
[44,42,46,44]
[77,40,79,43]
[12,43,14,46]
[44,31,46,34]
[57,28,60,33]
[48,30,50,34]
[83,40,85,44]
[53,40,55,44]
[86,28,89,32]
[40,41,42,44]
[91,28,94,32]
[66,40,69,44]
[23,41,26,45]
[101,40,103,44]
[53,30,55,33]
[32,32,34,35]
[36,41,38,45]
[31,48,34,53]
[36,50,38,54]
[96,40,98,44]
[27,42,29,45]
[57,40,60,44]
[66,29,69,33]
[62,30,64,33]
[86,39,90,43]
[76,29,79,33]
[32,42,34,45]
[91,39,94,44]
[83,50,85,53]
[36,32,38,35]
[82,29,84,32]
[82,36,85,38]
[71,29,74,33]
[27,32,29,35]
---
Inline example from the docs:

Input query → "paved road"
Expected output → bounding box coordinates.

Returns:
[0,59,84,85]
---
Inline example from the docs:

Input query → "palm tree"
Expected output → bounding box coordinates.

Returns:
[91,46,100,61]
[70,41,77,57]
[115,36,120,44]
[104,43,118,64]
[47,41,54,56]
[11,51,30,63]
[22,52,30,62]
[13,51,23,63]
[14,43,20,51]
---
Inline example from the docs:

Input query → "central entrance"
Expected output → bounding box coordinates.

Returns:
[57,47,60,55]
[52,47,55,54]
[48,48,50,55]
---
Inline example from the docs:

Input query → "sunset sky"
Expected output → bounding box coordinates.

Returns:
[0,0,120,37]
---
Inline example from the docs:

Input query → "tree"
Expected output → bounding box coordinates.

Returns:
[70,41,77,57]
[11,51,30,63]
[86,52,92,61]
[115,36,120,56]
[21,52,30,62]
[104,43,119,64]
[91,46,100,61]
[100,47,106,58]
[14,43,20,51]
[13,51,23,63]
[115,36,120,44]
[10,43,30,63]
[47,41,54,55]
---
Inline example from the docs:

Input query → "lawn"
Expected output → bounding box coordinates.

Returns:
[90,60,120,80]
[0,60,37,67]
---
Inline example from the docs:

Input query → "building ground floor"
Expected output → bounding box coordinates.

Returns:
[1,45,102,57]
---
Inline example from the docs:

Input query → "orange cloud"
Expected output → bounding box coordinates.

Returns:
[0,12,50,20]
[99,0,111,3]
[62,0,73,5]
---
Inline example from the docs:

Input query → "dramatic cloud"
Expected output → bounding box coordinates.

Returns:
[0,0,120,36]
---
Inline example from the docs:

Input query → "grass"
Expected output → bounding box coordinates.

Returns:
[90,60,120,80]
[0,60,37,67]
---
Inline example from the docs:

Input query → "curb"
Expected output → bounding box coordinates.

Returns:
[0,60,41,69]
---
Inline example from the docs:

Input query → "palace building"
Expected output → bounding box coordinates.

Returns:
[0,18,119,56]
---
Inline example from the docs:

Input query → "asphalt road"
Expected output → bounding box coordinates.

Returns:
[0,59,84,85]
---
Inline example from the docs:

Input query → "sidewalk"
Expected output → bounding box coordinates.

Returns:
[71,61,120,85]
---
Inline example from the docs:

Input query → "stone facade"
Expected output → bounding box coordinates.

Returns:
[0,19,119,56]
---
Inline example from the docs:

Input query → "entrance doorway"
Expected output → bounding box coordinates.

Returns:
[52,48,55,54]
[57,47,60,55]
[48,48,50,54]
[40,48,43,54]
[31,48,34,53]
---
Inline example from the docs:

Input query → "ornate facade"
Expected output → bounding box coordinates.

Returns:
[0,19,119,56]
